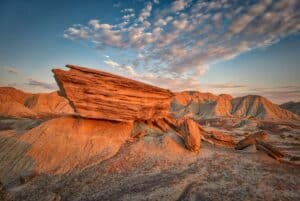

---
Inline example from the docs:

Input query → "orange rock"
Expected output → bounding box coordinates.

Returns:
[202,130,236,148]
[180,118,202,152]
[52,65,174,121]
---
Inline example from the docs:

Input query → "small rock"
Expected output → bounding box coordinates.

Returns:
[235,131,268,150]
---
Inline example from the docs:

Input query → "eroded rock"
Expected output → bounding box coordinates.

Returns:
[180,118,202,153]
[52,65,174,121]
[235,131,269,150]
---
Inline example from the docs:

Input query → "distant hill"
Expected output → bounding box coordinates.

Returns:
[0,87,74,118]
[280,101,300,115]
[172,91,299,121]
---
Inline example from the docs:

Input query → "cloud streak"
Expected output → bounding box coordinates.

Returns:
[2,67,20,75]
[26,79,57,90]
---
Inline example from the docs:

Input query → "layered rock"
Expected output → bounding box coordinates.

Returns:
[52,65,174,121]
[180,118,202,152]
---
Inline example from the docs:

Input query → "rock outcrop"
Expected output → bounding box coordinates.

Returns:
[180,118,202,152]
[235,131,269,150]
[52,65,174,122]
[202,130,236,148]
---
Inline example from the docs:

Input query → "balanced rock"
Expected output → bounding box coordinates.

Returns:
[52,65,174,121]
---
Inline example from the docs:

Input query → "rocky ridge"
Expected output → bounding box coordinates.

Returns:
[172,91,299,121]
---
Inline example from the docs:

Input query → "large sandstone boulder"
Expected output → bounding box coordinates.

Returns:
[180,118,202,153]
[52,65,174,122]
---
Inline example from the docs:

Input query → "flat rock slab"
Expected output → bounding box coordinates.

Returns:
[52,65,174,121]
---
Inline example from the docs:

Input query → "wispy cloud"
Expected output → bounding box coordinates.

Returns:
[3,67,20,75]
[104,58,137,76]
[204,83,247,89]
[64,0,300,90]
[104,59,121,68]
[26,78,57,90]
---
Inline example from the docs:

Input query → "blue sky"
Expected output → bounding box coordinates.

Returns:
[0,0,299,103]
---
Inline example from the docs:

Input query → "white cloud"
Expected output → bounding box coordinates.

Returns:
[138,2,152,22]
[104,59,121,68]
[64,0,300,91]
[121,8,134,13]
[26,78,57,90]
[122,13,135,20]
[171,0,189,12]
[125,65,137,76]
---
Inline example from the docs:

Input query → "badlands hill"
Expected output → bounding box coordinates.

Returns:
[0,87,74,119]
[172,91,299,121]
[280,101,300,115]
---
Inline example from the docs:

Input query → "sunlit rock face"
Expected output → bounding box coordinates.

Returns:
[179,118,202,153]
[52,65,174,122]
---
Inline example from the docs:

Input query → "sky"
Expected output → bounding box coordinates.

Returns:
[0,0,299,104]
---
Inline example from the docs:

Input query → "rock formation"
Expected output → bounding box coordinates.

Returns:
[180,118,202,152]
[235,131,269,150]
[52,65,174,122]
[202,130,236,148]
[172,91,299,121]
